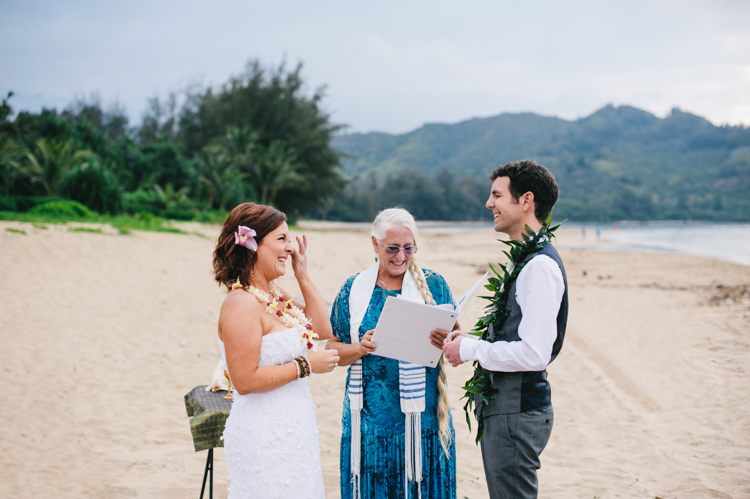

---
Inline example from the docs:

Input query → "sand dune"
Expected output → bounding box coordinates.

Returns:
[1,220,748,498]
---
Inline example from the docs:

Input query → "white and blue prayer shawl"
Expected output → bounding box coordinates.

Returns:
[348,263,426,499]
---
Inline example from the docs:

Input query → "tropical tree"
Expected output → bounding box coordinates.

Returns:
[224,125,259,168]
[0,133,31,195]
[58,159,124,214]
[176,60,345,215]
[153,183,191,209]
[137,93,178,144]
[24,138,93,195]
[253,140,302,205]
[1,91,17,137]
[62,92,130,141]
[195,146,245,210]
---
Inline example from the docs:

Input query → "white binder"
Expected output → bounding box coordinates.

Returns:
[370,296,457,367]
[370,273,489,367]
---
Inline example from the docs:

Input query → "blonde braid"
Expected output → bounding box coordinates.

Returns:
[409,260,453,459]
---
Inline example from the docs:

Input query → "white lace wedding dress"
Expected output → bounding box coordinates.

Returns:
[220,328,325,498]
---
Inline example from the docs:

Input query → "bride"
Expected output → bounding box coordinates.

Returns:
[213,202,339,498]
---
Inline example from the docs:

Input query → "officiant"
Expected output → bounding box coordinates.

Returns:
[326,207,457,499]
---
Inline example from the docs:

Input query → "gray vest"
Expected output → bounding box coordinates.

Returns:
[476,243,568,418]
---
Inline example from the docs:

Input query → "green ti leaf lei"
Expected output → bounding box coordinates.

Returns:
[461,215,562,443]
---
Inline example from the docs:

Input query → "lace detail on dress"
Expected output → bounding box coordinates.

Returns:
[221,329,325,499]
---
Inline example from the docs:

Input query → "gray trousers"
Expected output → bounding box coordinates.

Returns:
[480,405,554,499]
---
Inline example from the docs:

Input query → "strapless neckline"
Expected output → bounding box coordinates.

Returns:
[262,327,299,339]
[221,327,306,370]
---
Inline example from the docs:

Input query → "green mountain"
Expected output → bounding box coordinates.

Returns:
[329,105,750,222]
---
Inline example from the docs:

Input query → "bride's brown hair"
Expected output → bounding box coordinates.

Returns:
[213,203,287,289]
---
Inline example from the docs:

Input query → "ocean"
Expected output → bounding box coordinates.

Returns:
[565,221,750,266]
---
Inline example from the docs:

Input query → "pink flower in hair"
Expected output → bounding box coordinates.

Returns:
[234,226,257,251]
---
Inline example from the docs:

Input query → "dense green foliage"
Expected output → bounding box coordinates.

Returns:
[30,199,95,218]
[58,160,124,215]
[4,72,749,224]
[0,60,345,222]
[314,169,488,222]
[0,199,206,235]
[175,61,345,215]
[330,105,750,221]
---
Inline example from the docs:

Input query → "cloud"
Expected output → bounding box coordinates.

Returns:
[1,0,748,133]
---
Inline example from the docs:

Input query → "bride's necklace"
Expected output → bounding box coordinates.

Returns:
[231,278,318,349]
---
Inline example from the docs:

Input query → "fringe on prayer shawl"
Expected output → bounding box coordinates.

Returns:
[348,263,427,499]
[348,360,363,499]
[400,360,426,499]
[404,412,423,499]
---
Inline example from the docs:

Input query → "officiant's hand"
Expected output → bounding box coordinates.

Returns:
[358,329,377,356]
[430,328,450,349]
[429,321,462,349]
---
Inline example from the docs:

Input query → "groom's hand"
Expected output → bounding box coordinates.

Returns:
[443,331,469,367]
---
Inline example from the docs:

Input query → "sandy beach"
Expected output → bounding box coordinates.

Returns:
[1,219,749,499]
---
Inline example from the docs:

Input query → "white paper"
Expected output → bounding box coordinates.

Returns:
[370,296,458,367]
[455,272,489,325]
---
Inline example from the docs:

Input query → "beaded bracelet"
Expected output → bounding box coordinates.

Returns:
[302,355,311,376]
[295,355,311,378]
[301,356,311,377]
[293,358,301,379]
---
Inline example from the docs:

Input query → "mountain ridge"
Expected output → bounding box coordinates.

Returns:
[325,104,750,221]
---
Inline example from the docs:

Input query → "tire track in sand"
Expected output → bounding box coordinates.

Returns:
[564,332,661,413]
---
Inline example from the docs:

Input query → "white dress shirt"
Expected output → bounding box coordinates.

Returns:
[459,254,565,372]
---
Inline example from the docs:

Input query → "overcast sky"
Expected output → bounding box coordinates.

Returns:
[2,0,749,134]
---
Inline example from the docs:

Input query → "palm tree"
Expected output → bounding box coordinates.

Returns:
[253,140,302,205]
[195,146,246,210]
[0,133,31,196]
[153,183,191,209]
[224,125,259,171]
[24,138,93,195]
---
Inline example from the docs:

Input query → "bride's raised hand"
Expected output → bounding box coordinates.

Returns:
[290,234,310,282]
[307,349,340,374]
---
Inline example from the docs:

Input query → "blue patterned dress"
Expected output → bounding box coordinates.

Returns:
[330,269,457,499]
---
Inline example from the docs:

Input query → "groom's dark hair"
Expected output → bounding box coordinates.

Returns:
[490,160,559,223]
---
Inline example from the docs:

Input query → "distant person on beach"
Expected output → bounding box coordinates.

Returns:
[213,203,339,499]
[440,161,569,499]
[326,207,457,499]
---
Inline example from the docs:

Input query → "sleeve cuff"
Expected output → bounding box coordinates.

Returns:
[459,336,480,363]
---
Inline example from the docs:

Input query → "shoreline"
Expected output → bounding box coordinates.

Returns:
[298,219,750,267]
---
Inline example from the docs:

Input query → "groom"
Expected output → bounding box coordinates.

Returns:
[441,160,568,499]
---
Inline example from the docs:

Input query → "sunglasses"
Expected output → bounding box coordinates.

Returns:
[380,243,418,256]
